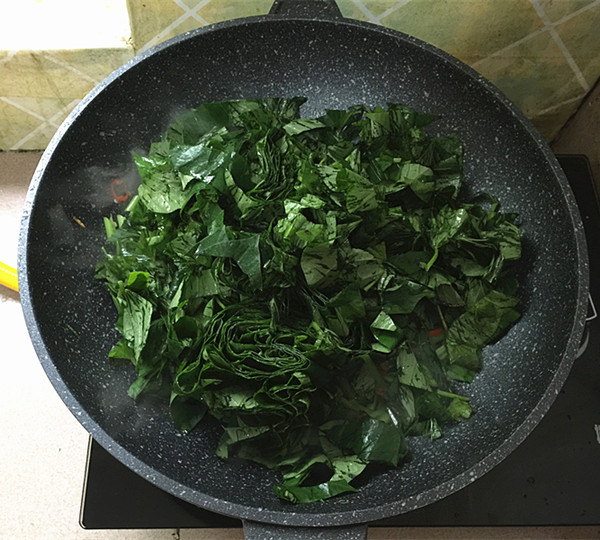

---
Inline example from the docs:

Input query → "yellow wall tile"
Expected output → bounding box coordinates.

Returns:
[48,48,134,85]
[1,0,599,148]
[1,96,78,122]
[1,52,95,99]
[0,48,133,98]
[13,122,66,151]
[554,4,600,88]
[0,100,41,149]
[475,31,586,118]
[0,97,78,150]
[197,0,273,24]
[338,0,401,19]
[378,0,545,65]
[0,48,131,150]
[530,98,581,141]
[127,0,275,53]
[536,0,595,22]
[126,0,187,52]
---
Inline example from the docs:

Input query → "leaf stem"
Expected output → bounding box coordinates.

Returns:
[436,389,469,401]
[425,247,438,271]
[436,303,448,332]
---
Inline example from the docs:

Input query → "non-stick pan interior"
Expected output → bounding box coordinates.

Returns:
[20,16,588,526]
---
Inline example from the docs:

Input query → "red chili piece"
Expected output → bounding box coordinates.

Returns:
[429,327,444,337]
[110,178,130,202]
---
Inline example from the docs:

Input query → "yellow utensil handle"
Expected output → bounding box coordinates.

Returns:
[0,262,18,292]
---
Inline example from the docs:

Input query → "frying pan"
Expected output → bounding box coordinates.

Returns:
[18,1,589,538]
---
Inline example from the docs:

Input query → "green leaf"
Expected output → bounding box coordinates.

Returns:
[352,417,407,466]
[135,155,189,214]
[435,283,464,307]
[429,206,469,249]
[103,216,117,238]
[274,478,357,504]
[327,283,366,323]
[301,244,338,287]
[96,97,522,505]
[108,338,135,362]
[118,289,153,362]
[283,118,327,135]
[445,290,519,368]
[448,396,473,421]
[195,225,263,288]
[399,163,435,201]
[382,279,433,314]
[371,310,397,332]
[169,394,207,432]
[126,271,150,292]
[396,347,433,390]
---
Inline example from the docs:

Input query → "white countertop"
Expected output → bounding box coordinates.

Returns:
[1,151,596,540]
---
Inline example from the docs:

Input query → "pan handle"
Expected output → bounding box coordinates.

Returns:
[269,0,343,19]
[242,519,368,539]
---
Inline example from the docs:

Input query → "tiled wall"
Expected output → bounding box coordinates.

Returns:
[0,48,133,150]
[1,0,599,150]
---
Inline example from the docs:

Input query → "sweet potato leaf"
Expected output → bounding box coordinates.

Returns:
[96,98,522,504]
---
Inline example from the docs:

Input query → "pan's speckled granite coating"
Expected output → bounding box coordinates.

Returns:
[18,1,588,538]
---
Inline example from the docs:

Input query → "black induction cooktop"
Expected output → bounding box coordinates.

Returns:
[80,155,600,530]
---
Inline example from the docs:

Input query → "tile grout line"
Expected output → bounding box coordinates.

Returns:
[172,0,211,26]
[470,28,546,69]
[0,96,47,122]
[471,0,600,70]
[40,51,102,86]
[547,27,590,91]
[0,50,110,150]
[529,0,590,92]
[1,0,596,150]
[349,0,380,24]
[9,99,80,150]
[138,0,212,54]
[374,0,413,23]
[536,93,587,116]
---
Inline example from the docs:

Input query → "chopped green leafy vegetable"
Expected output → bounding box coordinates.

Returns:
[95,97,521,503]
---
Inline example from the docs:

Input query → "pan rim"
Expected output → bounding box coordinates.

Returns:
[18,12,590,528]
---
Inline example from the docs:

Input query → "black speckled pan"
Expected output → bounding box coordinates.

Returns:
[18,1,589,538]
